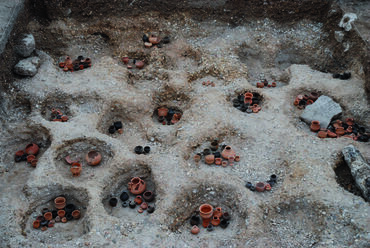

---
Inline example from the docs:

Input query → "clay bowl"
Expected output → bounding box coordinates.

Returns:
[85,151,102,166]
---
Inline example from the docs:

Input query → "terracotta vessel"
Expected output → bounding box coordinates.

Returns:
[306,99,314,105]
[59,62,65,68]
[33,220,40,229]
[333,120,343,129]
[221,146,236,159]
[122,57,129,64]
[256,82,264,88]
[61,217,67,223]
[65,56,72,65]
[309,92,319,101]
[318,130,327,138]
[30,159,38,167]
[61,116,68,122]
[85,151,102,166]
[234,155,240,162]
[205,154,215,165]
[294,99,299,106]
[157,107,168,117]
[327,130,337,138]
[70,162,82,177]
[44,212,53,221]
[128,177,146,195]
[346,118,354,126]
[336,127,346,136]
[140,202,148,210]
[58,210,65,218]
[271,82,277,87]
[27,155,36,163]
[191,225,200,235]
[54,197,66,210]
[72,210,81,219]
[347,126,353,133]
[213,207,222,218]
[222,212,231,220]
[199,204,213,220]
[265,183,272,191]
[134,195,143,205]
[143,191,155,202]
[135,60,145,69]
[215,158,222,165]
[211,216,220,226]
[221,161,228,167]
[202,218,211,228]
[228,156,235,166]
[149,35,160,44]
[255,182,265,192]
[310,121,321,132]
[25,143,39,155]
[144,42,152,48]
[194,154,201,163]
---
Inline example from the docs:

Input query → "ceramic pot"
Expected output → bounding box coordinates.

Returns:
[294,99,299,106]
[129,201,136,209]
[207,224,214,231]
[157,107,168,117]
[318,130,327,138]
[306,99,314,105]
[61,116,68,122]
[128,177,146,195]
[271,82,277,87]
[221,146,236,159]
[143,191,155,202]
[120,191,129,202]
[30,159,38,167]
[44,212,53,221]
[61,217,67,223]
[122,201,128,208]
[134,195,143,205]
[255,182,265,192]
[72,210,81,219]
[122,57,129,64]
[27,155,36,163]
[135,60,145,69]
[70,162,82,177]
[137,208,144,213]
[220,219,230,229]
[256,82,264,88]
[199,204,213,220]
[215,158,222,165]
[85,151,102,166]
[15,150,25,158]
[211,216,220,226]
[135,146,143,154]
[309,92,319,101]
[205,154,215,165]
[109,198,118,207]
[149,35,160,44]
[65,204,76,214]
[55,216,61,222]
[335,127,346,136]
[140,202,148,210]
[144,42,152,48]
[58,210,65,218]
[203,148,211,156]
[54,197,66,210]
[270,174,277,182]
[327,130,337,138]
[147,205,155,213]
[25,143,39,155]
[194,154,201,163]
[213,207,222,218]
[265,183,272,191]
[310,121,321,132]
[190,215,200,226]
[191,225,200,235]
[346,118,354,126]
[234,155,240,162]
[33,220,40,229]
[202,218,211,228]
[59,62,65,68]
[143,146,151,154]
[228,156,235,166]
[222,212,231,221]
[221,161,228,167]
[333,120,343,129]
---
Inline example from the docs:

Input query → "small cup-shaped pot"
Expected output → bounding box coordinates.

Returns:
[271,82,277,87]
[27,155,36,163]
[120,191,129,202]
[202,218,211,228]
[294,99,299,106]
[310,121,321,132]
[228,156,235,165]
[72,210,81,219]
[157,107,168,117]
[129,201,136,209]
[327,130,338,138]
[265,183,272,191]
[346,118,354,126]
[122,57,129,64]
[207,224,214,231]
[143,191,155,202]
[30,159,38,167]
[221,161,228,167]
[309,92,319,101]
[220,219,230,229]
[194,154,201,163]
[147,205,155,213]
[333,120,343,129]
[44,212,53,221]
[222,212,231,221]
[109,198,118,207]
[135,60,145,69]
[256,82,264,88]
[213,207,222,218]
[205,154,215,165]
[191,225,200,235]
[134,195,143,205]
[335,127,346,136]
[25,143,39,155]
[57,210,65,218]
[70,162,82,177]
[61,217,67,223]
[128,177,146,195]
[54,197,66,210]
[149,35,160,44]
[234,155,240,162]
[199,204,213,220]
[33,220,41,229]
[211,216,220,226]
[210,141,219,151]
[221,146,236,159]
[215,158,222,165]
[140,202,148,210]
[255,182,265,192]
[85,151,102,166]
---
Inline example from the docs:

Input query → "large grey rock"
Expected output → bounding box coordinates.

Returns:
[300,95,342,129]
[14,34,35,57]
[342,145,370,201]
[14,56,40,76]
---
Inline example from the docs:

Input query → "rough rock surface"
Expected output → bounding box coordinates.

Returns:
[342,145,370,201]
[300,95,343,129]
[13,56,40,76]
[14,34,35,57]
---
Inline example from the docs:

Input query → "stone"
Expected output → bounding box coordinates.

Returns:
[14,56,40,76]
[300,95,342,129]
[14,34,35,57]
[339,13,357,32]
[334,31,345,43]
[342,145,370,201]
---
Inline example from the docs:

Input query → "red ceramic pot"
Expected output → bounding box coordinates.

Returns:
[25,143,39,155]
[336,127,346,136]
[346,118,354,126]
[15,150,25,157]
[44,212,52,221]
[271,82,277,87]
[211,216,221,226]
[215,158,222,165]
[256,82,264,88]
[122,57,129,64]
[72,210,81,219]
[194,154,201,163]
[54,197,66,210]
[30,159,38,167]
[57,210,65,218]
[310,121,321,132]
[85,151,102,166]
[33,220,40,229]
[199,204,213,220]
[157,107,168,117]
[27,155,36,163]
[205,154,215,165]
[149,35,160,44]
[255,182,265,192]
[70,162,82,177]
[135,60,145,69]
[234,155,240,162]
[221,161,228,167]
[134,195,143,205]
[191,225,200,235]
[221,146,236,159]
[265,183,272,191]
[128,177,146,195]
[213,207,222,218]
[318,130,327,138]
[327,130,337,138]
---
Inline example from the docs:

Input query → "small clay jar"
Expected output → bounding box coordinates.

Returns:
[318,130,327,139]
[199,204,213,220]
[144,42,152,48]
[109,198,118,207]
[210,141,219,151]
[207,224,214,232]
[72,210,81,219]
[134,146,143,154]
[327,130,337,138]
[143,146,151,154]
[228,156,235,166]
[221,146,236,159]
[294,99,299,106]
[234,155,240,162]
[221,161,228,167]
[194,154,201,163]
[140,202,148,210]
[147,205,155,213]
[256,82,264,88]
[25,143,39,155]
[333,120,343,129]
[213,207,222,218]
[265,183,272,191]
[85,151,102,166]
[54,197,66,210]
[346,118,354,126]
[27,155,36,163]
[271,82,277,87]
[122,201,128,208]
[57,210,65,218]
[335,127,346,136]
[33,220,40,229]
[211,216,220,226]
[255,182,265,192]
[70,162,82,177]
[191,225,200,235]
[122,57,129,64]
[135,60,145,69]
[143,191,155,202]
[270,174,277,182]
[205,154,215,165]
[310,121,321,132]
[215,158,222,165]
[203,148,211,156]
[149,35,160,44]
[129,201,136,209]
[44,212,53,221]
[220,219,230,229]
[134,195,143,205]
[306,99,314,105]
[222,212,231,221]
[128,177,146,195]
[120,191,129,202]
[61,217,67,223]
[190,215,200,226]
[30,159,38,167]
[157,107,168,117]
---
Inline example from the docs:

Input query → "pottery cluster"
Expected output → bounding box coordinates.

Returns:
[232,92,262,113]
[332,72,351,80]
[50,108,69,122]
[142,33,170,49]
[121,56,145,69]
[156,107,182,125]
[134,145,151,155]
[58,56,91,72]
[256,79,277,88]
[190,204,231,235]
[245,174,277,192]
[109,177,155,214]
[32,196,81,231]
[202,80,215,87]
[293,92,320,109]
[14,143,40,167]
[108,121,123,134]
[64,150,102,177]
[310,118,369,142]
[194,140,240,167]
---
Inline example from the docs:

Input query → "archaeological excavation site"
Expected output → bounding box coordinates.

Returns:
[0,0,369,247]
